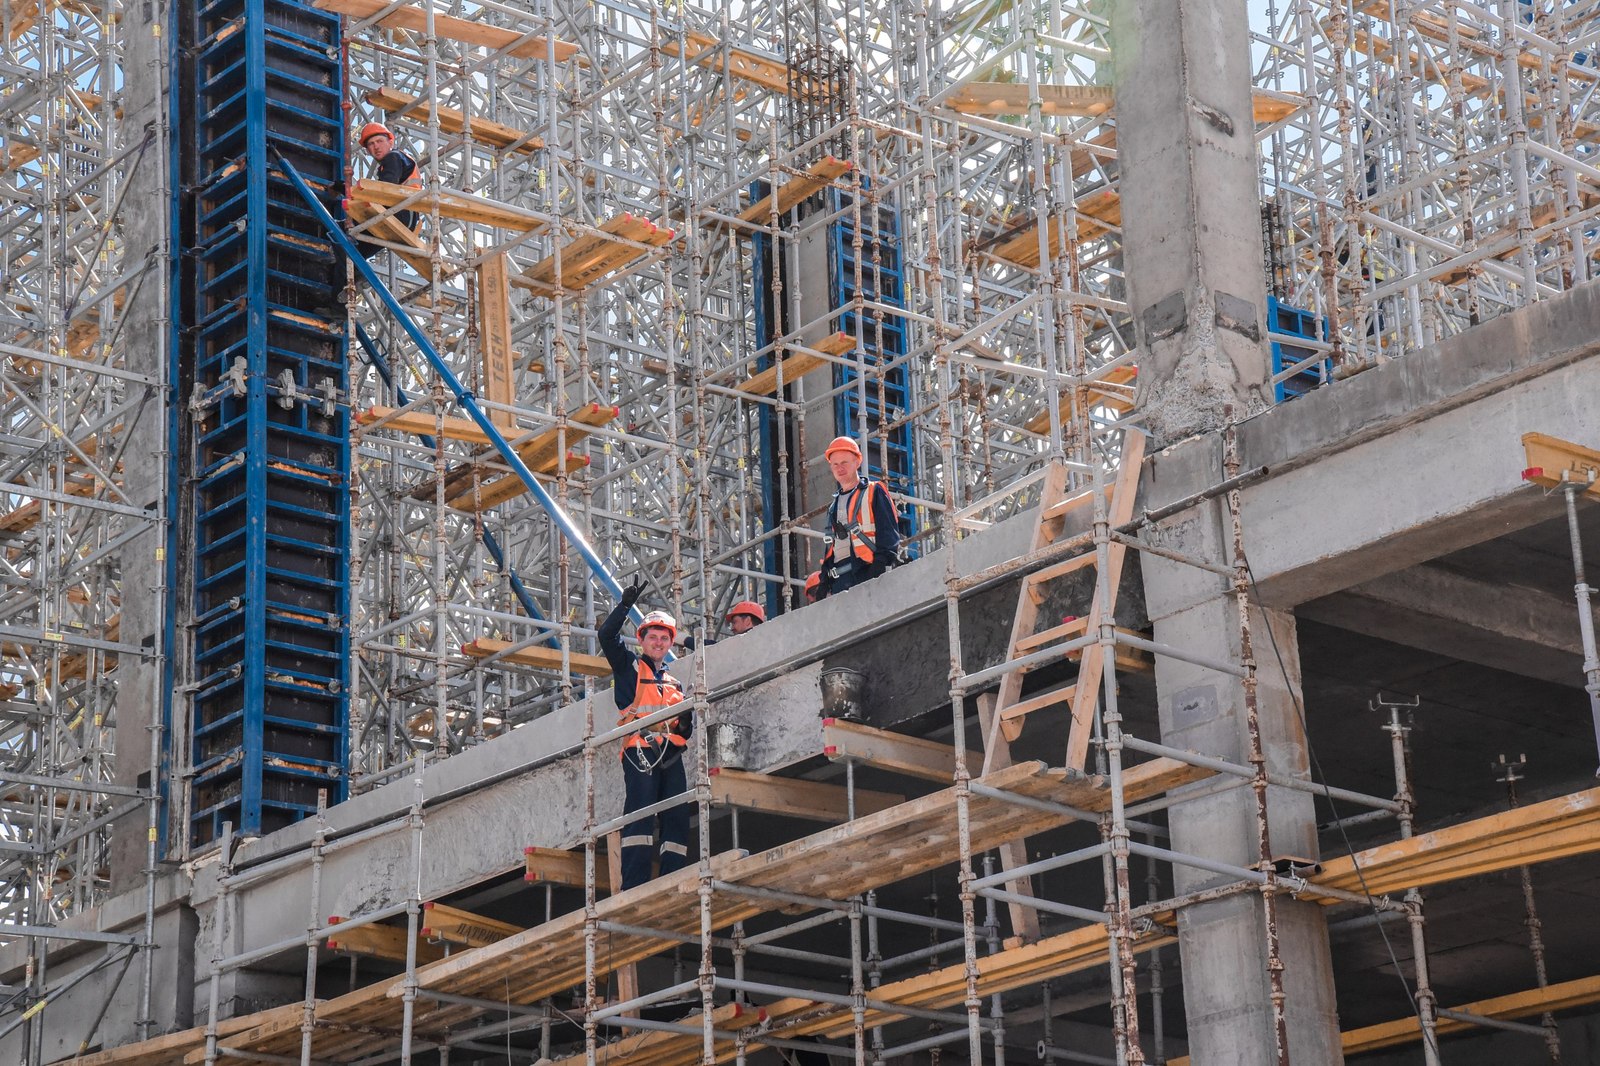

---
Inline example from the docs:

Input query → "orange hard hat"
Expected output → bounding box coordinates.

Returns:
[358,121,393,147]
[804,570,822,602]
[726,600,766,624]
[637,610,677,642]
[825,436,861,461]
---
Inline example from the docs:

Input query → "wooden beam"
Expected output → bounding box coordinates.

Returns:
[822,718,980,783]
[735,331,854,395]
[366,87,545,153]
[460,637,612,678]
[445,403,620,511]
[1522,432,1600,503]
[477,255,518,429]
[349,179,545,232]
[420,903,522,949]
[324,919,446,964]
[708,768,904,822]
[524,846,611,892]
[313,0,579,62]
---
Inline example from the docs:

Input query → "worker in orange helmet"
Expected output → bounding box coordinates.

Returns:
[817,436,901,598]
[804,570,824,604]
[724,599,766,636]
[353,120,422,254]
[599,576,693,890]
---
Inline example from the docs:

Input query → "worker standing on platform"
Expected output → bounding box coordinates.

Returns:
[599,578,694,891]
[356,121,421,251]
[724,600,765,637]
[817,437,901,598]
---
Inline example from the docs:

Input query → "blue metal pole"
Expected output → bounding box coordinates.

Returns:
[276,153,637,620]
[352,323,556,647]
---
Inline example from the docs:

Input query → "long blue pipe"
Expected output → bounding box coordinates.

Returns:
[352,323,557,648]
[275,152,638,626]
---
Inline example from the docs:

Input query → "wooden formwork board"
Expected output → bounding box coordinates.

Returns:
[366,88,546,153]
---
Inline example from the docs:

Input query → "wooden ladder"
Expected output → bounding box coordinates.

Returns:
[976,433,1146,942]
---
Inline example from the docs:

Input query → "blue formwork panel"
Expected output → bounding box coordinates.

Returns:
[827,185,917,549]
[1267,297,1330,404]
[173,0,349,848]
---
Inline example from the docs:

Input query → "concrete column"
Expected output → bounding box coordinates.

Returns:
[1111,0,1273,444]
[1141,448,1343,1064]
[108,0,176,890]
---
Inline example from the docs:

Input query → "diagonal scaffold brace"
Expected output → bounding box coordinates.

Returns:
[274,150,642,626]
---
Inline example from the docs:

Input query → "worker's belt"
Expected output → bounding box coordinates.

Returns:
[827,558,863,581]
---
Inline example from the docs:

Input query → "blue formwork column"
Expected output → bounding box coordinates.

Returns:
[173,0,349,847]
[827,186,917,546]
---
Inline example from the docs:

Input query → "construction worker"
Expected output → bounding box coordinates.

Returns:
[817,436,901,598]
[356,121,421,249]
[804,570,824,604]
[599,577,693,891]
[724,600,765,636]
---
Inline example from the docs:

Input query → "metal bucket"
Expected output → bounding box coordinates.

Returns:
[708,722,752,770]
[818,667,867,720]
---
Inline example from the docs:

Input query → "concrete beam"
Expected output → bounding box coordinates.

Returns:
[1143,279,1600,615]
[1300,562,1585,687]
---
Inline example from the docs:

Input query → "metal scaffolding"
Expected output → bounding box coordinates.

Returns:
[4,0,1600,1060]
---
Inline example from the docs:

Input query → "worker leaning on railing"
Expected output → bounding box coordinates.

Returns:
[598,578,694,891]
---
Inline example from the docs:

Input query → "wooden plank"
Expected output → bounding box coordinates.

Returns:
[1313,784,1600,898]
[821,717,980,783]
[1064,431,1145,771]
[517,214,674,293]
[992,187,1122,267]
[999,683,1074,743]
[313,0,579,62]
[477,255,518,428]
[350,179,545,232]
[944,84,1299,123]
[366,87,545,153]
[1342,973,1600,1055]
[446,403,620,510]
[46,1003,313,1066]
[661,31,816,97]
[1166,973,1600,1064]
[1522,431,1600,503]
[738,157,854,224]
[708,767,904,822]
[324,919,446,964]
[344,199,434,276]
[460,637,612,678]
[420,903,522,949]
[524,846,611,892]
[547,1002,766,1066]
[1024,365,1138,436]
[946,83,1115,118]
[735,331,854,395]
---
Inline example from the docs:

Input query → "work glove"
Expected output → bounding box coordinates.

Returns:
[619,575,646,609]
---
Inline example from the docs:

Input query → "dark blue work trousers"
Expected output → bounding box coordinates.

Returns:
[620,746,691,890]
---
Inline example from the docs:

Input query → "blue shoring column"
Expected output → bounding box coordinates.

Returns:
[174,0,349,847]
